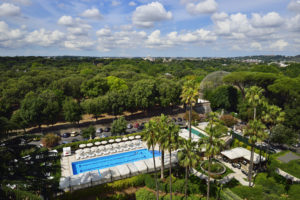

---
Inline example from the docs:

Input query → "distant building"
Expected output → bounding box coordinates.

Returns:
[143,56,155,62]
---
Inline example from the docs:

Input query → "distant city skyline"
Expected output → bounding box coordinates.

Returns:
[0,0,299,57]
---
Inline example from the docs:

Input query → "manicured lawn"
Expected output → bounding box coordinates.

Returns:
[271,151,300,178]
[230,173,291,200]
[195,160,234,179]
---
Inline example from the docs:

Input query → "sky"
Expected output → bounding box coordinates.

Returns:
[0,0,299,57]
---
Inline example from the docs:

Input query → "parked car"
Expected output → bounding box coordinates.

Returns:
[177,117,183,122]
[62,141,70,144]
[71,131,78,137]
[72,139,79,143]
[62,133,71,138]
[127,124,133,129]
[232,163,241,169]
[96,128,103,133]
[104,127,110,132]
[133,123,139,128]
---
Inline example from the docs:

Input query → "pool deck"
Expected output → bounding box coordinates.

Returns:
[60,142,178,191]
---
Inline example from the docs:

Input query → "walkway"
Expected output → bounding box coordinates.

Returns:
[220,160,250,186]
[276,168,300,183]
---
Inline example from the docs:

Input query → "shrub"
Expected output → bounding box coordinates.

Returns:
[82,125,95,139]
[136,188,156,200]
[172,179,185,193]
[108,174,146,190]
[41,133,61,148]
[238,141,243,147]
[183,110,201,122]
[145,174,157,190]
[288,184,300,200]
[111,116,127,136]
[220,115,237,127]
[161,194,183,200]
[2,186,42,200]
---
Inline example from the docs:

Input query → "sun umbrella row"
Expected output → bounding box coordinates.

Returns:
[75,140,143,160]
[78,135,141,149]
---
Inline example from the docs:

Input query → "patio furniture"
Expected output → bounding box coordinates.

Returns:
[129,136,134,140]
[95,142,101,146]
[109,139,115,143]
[101,141,108,145]
[79,144,86,148]
[122,137,128,141]
[87,143,93,147]
[115,138,121,142]
[135,135,141,139]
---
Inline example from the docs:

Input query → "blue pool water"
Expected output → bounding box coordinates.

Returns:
[188,128,207,138]
[72,149,161,175]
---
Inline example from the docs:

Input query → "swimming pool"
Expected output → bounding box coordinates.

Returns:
[72,149,161,175]
[188,127,207,138]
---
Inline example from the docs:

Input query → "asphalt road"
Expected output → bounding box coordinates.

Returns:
[28,119,186,147]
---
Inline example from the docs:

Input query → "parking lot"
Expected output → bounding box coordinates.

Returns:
[28,117,186,147]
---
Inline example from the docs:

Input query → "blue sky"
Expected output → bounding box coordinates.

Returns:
[0,0,299,57]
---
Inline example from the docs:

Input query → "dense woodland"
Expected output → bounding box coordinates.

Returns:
[0,56,300,139]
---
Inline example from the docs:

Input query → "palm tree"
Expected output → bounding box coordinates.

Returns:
[143,119,160,200]
[156,115,169,180]
[244,119,267,187]
[178,139,200,200]
[181,80,199,139]
[245,86,264,120]
[157,114,180,200]
[199,112,226,200]
[262,104,285,161]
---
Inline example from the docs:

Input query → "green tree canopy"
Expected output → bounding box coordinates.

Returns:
[80,75,109,98]
[106,76,129,92]
[130,79,157,111]
[111,116,127,136]
[62,98,82,124]
[205,85,238,112]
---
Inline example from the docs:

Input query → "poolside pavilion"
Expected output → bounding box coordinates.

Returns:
[221,147,266,164]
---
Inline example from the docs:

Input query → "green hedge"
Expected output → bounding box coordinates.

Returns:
[2,186,42,200]
[135,188,156,200]
[58,174,146,200]
[144,174,203,195]
[135,188,204,200]
[220,188,242,200]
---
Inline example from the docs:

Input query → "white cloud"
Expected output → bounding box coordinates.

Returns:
[25,29,65,46]
[96,27,112,37]
[270,39,288,51]
[211,12,282,41]
[288,14,300,32]
[132,2,172,28]
[81,8,102,19]
[129,1,137,6]
[186,0,218,15]
[58,16,74,26]
[0,3,20,17]
[97,27,147,51]
[112,1,121,6]
[288,0,300,12]
[251,42,262,50]
[58,16,91,32]
[0,21,23,39]
[64,40,94,50]
[251,12,284,28]
[168,29,217,43]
